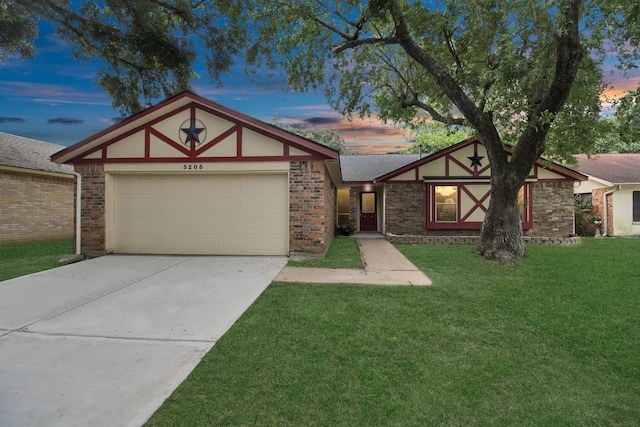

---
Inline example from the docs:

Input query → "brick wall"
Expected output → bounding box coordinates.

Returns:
[387,233,581,246]
[323,164,336,250]
[592,187,615,236]
[0,170,74,245]
[529,181,575,237]
[289,160,334,256]
[382,180,575,237]
[384,183,426,235]
[75,164,107,256]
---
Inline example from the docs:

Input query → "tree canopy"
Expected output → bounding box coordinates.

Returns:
[271,117,346,153]
[235,1,638,159]
[594,89,640,153]
[231,0,639,265]
[1,0,245,115]
[402,122,473,155]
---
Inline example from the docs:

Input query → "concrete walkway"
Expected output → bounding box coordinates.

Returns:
[275,237,431,286]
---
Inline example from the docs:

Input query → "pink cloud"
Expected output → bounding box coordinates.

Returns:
[274,109,411,153]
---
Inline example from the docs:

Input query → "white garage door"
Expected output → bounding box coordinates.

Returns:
[112,174,289,255]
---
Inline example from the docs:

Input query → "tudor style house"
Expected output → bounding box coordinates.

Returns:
[338,139,586,243]
[52,92,586,258]
[52,91,340,258]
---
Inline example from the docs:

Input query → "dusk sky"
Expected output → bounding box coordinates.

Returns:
[0,21,638,155]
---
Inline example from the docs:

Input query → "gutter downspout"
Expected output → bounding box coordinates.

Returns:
[71,171,82,255]
[602,185,621,236]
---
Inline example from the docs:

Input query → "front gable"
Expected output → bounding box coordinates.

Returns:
[377,139,583,183]
[374,139,585,231]
[52,91,338,165]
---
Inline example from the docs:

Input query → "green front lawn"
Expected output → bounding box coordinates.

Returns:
[0,240,74,281]
[287,237,362,269]
[147,238,640,426]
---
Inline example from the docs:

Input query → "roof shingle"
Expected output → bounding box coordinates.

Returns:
[340,154,422,182]
[574,153,640,184]
[0,132,73,175]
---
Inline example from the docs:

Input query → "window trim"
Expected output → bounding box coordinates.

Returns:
[434,185,458,223]
[426,183,533,230]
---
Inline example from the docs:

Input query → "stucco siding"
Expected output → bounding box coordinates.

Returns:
[613,185,640,236]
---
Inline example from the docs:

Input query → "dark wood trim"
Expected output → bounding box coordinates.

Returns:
[425,182,534,230]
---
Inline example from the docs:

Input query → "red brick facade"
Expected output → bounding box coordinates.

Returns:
[381,181,575,237]
[75,164,107,256]
[529,181,576,237]
[384,183,426,235]
[592,187,615,236]
[0,170,74,245]
[289,160,335,256]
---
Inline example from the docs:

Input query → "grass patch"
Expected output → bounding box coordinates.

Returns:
[0,240,74,281]
[146,238,640,426]
[287,237,362,269]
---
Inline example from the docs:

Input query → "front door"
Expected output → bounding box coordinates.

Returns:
[360,192,377,231]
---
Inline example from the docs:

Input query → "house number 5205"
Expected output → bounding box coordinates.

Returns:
[183,164,203,170]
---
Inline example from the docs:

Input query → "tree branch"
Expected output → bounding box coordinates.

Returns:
[443,26,464,76]
[332,35,399,53]
[401,98,466,126]
[386,0,502,157]
[513,0,584,173]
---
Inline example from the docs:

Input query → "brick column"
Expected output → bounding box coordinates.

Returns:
[530,181,575,237]
[75,164,107,256]
[289,161,334,256]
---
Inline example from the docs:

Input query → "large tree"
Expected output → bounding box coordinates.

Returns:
[230,0,638,266]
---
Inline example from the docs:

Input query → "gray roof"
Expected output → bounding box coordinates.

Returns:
[0,132,73,175]
[574,153,640,184]
[340,154,422,182]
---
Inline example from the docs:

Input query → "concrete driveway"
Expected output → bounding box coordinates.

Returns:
[0,255,286,427]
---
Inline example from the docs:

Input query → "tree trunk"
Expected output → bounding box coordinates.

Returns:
[477,172,525,267]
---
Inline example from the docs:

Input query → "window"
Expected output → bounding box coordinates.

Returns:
[435,186,457,222]
[428,183,532,229]
[361,192,376,214]
[518,186,527,222]
[633,191,640,222]
[337,189,350,226]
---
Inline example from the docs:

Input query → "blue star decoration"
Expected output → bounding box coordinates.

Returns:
[468,150,484,167]
[181,120,205,145]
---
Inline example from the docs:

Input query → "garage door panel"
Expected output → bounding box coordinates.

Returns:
[112,174,288,255]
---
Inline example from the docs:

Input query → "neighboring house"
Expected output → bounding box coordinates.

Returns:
[338,139,586,244]
[0,132,75,245]
[573,154,640,236]
[51,92,586,258]
[52,91,340,258]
